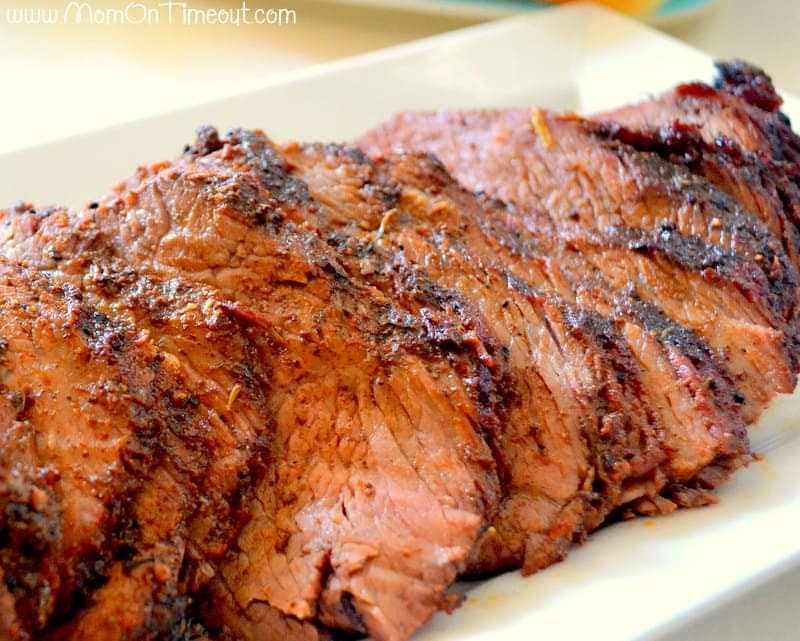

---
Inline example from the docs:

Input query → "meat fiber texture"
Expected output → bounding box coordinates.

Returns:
[0,61,796,641]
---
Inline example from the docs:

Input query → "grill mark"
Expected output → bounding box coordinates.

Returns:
[605,135,797,305]
[380,152,749,436]
[591,117,800,364]
[592,119,800,267]
[614,293,746,431]
[279,143,691,576]
[610,223,783,320]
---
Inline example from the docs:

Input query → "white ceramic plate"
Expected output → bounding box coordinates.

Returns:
[315,0,717,26]
[1,5,798,640]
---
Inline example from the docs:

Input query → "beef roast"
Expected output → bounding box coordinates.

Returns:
[278,141,749,571]
[1,61,797,641]
[0,133,503,641]
[359,106,800,420]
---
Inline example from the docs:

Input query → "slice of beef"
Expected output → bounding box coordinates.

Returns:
[588,62,800,291]
[1,128,504,641]
[273,140,749,575]
[277,141,664,576]
[359,108,799,418]
[598,61,800,166]
[377,153,750,497]
[589,121,800,273]
[0,253,272,641]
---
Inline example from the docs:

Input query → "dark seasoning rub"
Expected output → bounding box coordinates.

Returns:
[0,60,797,641]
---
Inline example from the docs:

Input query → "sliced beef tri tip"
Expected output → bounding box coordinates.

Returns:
[0,122,754,641]
[0,129,504,641]
[1,60,796,641]
[280,140,668,575]
[278,141,750,569]
[359,103,800,421]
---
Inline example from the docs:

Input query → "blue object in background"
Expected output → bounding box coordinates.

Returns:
[443,0,713,20]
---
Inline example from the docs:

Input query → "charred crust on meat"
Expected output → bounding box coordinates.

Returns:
[713,60,784,113]
[75,307,130,357]
[188,125,224,156]
[617,293,748,426]
[595,133,798,303]
[227,129,312,207]
[339,593,367,636]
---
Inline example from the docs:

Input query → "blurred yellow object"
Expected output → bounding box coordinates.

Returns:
[543,0,665,16]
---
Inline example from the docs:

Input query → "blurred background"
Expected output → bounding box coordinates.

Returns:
[1,0,799,155]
